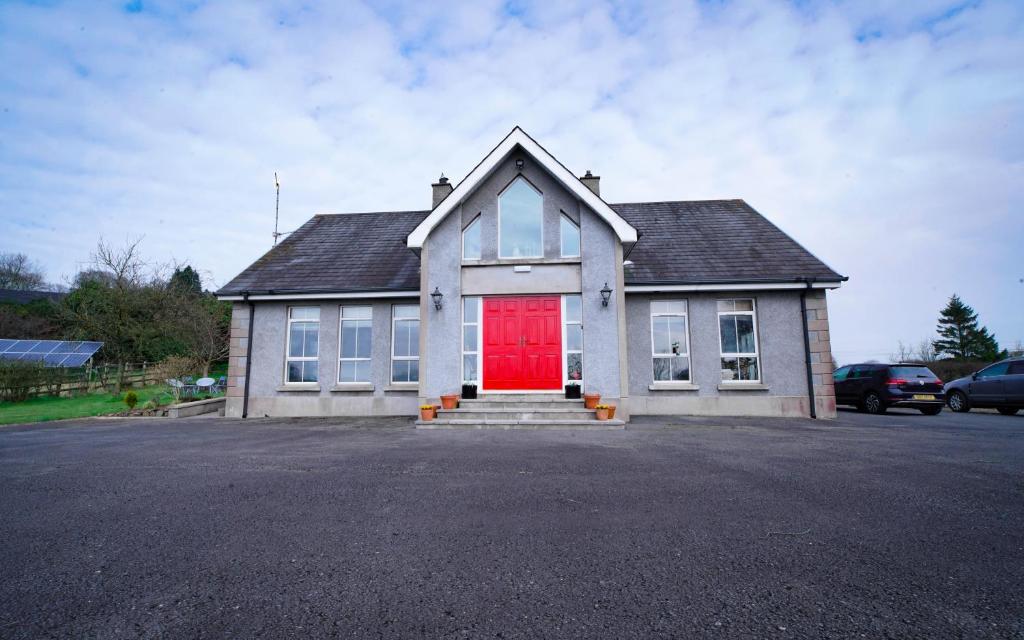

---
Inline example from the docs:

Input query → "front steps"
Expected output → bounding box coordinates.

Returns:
[416,395,625,430]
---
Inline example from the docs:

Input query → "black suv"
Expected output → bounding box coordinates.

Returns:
[834,363,945,415]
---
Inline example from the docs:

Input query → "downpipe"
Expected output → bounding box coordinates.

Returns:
[800,280,817,419]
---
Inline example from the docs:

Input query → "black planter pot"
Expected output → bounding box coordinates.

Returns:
[564,384,581,399]
[461,384,478,399]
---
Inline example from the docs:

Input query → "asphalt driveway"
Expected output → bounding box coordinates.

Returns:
[1,410,1022,639]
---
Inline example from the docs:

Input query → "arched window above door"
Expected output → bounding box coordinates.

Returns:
[499,177,543,258]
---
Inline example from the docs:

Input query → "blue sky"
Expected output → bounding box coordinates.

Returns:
[1,0,1022,362]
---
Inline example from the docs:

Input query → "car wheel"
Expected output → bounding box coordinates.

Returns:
[997,407,1020,416]
[862,391,886,415]
[948,391,970,413]
[919,406,942,416]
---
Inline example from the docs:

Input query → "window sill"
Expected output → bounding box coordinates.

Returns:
[717,383,770,391]
[331,383,374,392]
[276,384,321,392]
[649,383,700,392]
[385,384,419,392]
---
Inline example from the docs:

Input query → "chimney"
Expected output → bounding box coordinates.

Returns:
[580,170,600,196]
[431,174,453,209]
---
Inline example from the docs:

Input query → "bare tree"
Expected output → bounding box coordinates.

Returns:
[891,341,915,363]
[913,339,938,363]
[0,252,46,290]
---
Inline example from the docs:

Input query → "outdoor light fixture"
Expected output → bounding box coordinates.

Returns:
[515,158,525,170]
[431,287,444,310]
[600,282,612,307]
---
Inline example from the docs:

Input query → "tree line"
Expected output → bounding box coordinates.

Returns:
[0,241,231,382]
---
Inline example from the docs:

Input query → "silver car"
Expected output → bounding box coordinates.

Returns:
[944,357,1024,415]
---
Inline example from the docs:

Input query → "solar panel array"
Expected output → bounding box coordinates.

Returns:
[0,340,103,367]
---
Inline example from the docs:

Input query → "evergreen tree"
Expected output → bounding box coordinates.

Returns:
[932,294,1002,360]
[170,265,202,295]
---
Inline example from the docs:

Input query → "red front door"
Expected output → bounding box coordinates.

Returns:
[483,296,562,390]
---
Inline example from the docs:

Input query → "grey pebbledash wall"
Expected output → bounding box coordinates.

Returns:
[625,291,816,417]
[225,297,421,418]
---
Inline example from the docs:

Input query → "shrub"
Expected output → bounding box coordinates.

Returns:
[124,391,139,409]
[142,399,158,411]
[0,360,48,403]
[153,355,203,383]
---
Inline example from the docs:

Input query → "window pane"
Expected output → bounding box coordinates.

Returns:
[652,300,686,315]
[565,295,582,322]
[566,324,583,352]
[652,316,672,355]
[392,360,408,383]
[499,178,543,258]
[463,218,481,260]
[734,300,754,311]
[736,315,755,353]
[408,359,419,382]
[407,320,419,356]
[287,361,303,382]
[340,323,357,358]
[738,357,759,381]
[393,304,418,319]
[668,317,687,354]
[339,360,356,383]
[672,356,690,381]
[394,321,410,357]
[303,323,319,357]
[290,307,319,320]
[560,215,580,257]
[463,324,478,352]
[288,324,305,357]
[979,362,1009,378]
[833,366,850,382]
[721,357,738,381]
[354,360,371,383]
[463,355,478,382]
[653,357,671,381]
[463,297,478,320]
[717,300,735,312]
[301,361,318,383]
[719,316,738,354]
[342,306,371,319]
[356,322,371,358]
[567,353,583,381]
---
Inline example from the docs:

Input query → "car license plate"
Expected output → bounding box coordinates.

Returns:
[913,394,935,401]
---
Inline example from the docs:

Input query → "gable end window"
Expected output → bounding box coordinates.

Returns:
[499,177,543,258]
[462,216,481,260]
[560,213,580,258]
[718,299,760,383]
[339,306,372,383]
[285,306,320,383]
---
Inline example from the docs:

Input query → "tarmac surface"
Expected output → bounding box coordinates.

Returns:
[1,408,1022,638]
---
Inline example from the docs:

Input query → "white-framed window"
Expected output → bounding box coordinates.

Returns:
[563,294,583,383]
[285,306,319,383]
[462,216,481,260]
[391,304,420,383]
[560,213,580,258]
[718,299,760,382]
[462,297,481,383]
[651,300,690,382]
[499,176,543,258]
[338,306,372,383]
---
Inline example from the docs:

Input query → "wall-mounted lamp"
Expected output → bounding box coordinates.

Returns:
[600,282,612,307]
[515,158,525,170]
[431,287,444,310]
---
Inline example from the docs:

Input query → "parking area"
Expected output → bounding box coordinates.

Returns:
[1,411,1022,639]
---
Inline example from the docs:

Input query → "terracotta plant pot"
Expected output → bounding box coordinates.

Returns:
[583,393,601,409]
[607,405,616,419]
[595,406,610,421]
[419,406,435,421]
[440,394,459,410]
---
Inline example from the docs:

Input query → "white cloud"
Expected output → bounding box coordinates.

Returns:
[0,0,1021,360]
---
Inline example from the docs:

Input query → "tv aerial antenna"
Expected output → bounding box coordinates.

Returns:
[272,172,282,246]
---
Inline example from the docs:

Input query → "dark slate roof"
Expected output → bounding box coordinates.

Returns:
[218,200,842,296]
[217,211,428,295]
[0,289,65,305]
[613,200,844,285]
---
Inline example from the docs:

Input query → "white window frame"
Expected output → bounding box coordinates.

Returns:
[717,298,761,384]
[390,304,420,384]
[650,300,691,383]
[560,212,580,258]
[562,294,583,386]
[497,176,544,259]
[284,306,320,384]
[338,306,372,384]
[462,215,481,261]
[461,297,482,384]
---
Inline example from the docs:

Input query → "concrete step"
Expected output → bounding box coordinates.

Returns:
[458,397,586,410]
[437,408,598,421]
[416,418,625,430]
[467,394,584,403]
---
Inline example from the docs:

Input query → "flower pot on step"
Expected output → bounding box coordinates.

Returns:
[419,405,435,421]
[440,394,459,410]
[607,404,616,419]
[583,393,601,409]
[595,405,610,421]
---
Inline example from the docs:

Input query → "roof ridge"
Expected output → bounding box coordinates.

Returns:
[609,199,746,206]
[314,209,430,217]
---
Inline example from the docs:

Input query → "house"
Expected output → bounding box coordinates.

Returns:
[216,128,845,423]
